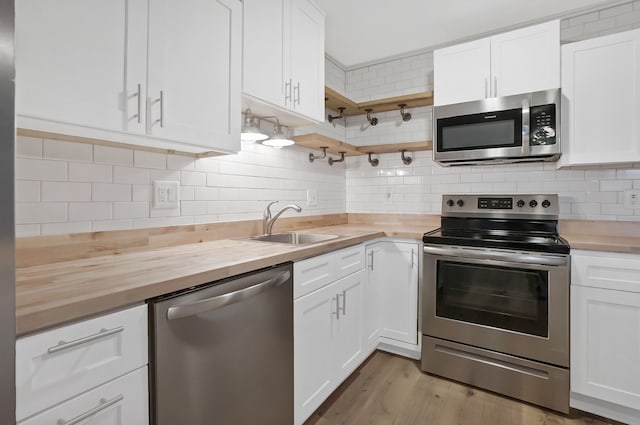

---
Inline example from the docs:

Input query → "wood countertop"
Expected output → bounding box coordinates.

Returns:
[16,223,431,337]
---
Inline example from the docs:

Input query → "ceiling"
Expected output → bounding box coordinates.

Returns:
[315,0,623,69]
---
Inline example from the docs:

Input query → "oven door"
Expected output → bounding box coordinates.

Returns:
[422,244,569,367]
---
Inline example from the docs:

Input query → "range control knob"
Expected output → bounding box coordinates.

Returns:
[457,199,465,207]
[542,199,551,208]
[517,200,525,208]
[529,200,538,208]
[446,199,454,207]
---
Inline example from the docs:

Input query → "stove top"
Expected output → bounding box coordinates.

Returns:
[423,194,570,254]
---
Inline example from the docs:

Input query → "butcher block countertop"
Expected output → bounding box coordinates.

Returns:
[16,213,640,337]
[16,220,432,337]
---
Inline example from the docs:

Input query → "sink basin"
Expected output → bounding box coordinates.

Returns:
[248,232,340,245]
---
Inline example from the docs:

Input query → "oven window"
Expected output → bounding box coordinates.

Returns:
[437,108,522,152]
[436,261,548,337]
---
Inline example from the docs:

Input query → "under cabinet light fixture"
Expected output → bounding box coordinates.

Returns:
[262,122,295,149]
[241,109,268,142]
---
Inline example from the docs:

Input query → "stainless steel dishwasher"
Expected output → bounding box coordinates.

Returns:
[149,263,293,425]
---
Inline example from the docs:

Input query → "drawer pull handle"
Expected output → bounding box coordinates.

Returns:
[57,394,124,425]
[47,326,125,354]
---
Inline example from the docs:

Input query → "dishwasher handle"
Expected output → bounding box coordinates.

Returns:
[166,270,291,320]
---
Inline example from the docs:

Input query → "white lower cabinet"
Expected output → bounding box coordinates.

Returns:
[294,266,365,425]
[19,367,148,425]
[16,304,149,423]
[365,241,419,347]
[571,250,640,425]
[294,239,420,424]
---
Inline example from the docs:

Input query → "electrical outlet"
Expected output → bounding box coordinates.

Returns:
[306,189,318,206]
[624,189,640,209]
[153,180,180,209]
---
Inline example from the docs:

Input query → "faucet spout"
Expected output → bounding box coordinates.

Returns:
[264,203,302,235]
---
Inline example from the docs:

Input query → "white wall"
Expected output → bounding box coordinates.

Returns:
[344,1,640,222]
[15,136,346,237]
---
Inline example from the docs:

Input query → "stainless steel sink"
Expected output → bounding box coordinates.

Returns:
[248,232,340,245]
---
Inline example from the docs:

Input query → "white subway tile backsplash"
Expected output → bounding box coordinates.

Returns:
[600,180,632,191]
[134,150,166,169]
[114,202,149,219]
[181,171,207,186]
[92,183,132,201]
[43,139,92,162]
[94,145,133,166]
[69,163,112,183]
[16,181,40,202]
[69,202,112,221]
[181,200,208,216]
[16,136,43,158]
[42,182,91,202]
[92,219,133,232]
[16,158,67,181]
[42,221,92,236]
[167,154,196,171]
[16,224,41,238]
[16,202,67,224]
[132,184,152,202]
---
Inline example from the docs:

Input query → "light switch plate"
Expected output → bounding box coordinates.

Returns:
[307,189,318,206]
[624,189,640,209]
[383,186,393,205]
[153,180,180,209]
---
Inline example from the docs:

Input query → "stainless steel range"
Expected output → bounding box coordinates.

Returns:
[421,194,570,414]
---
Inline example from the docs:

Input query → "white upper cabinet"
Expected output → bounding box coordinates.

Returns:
[16,0,148,135]
[16,0,241,154]
[434,38,491,106]
[242,0,325,124]
[559,29,640,167]
[434,20,560,106]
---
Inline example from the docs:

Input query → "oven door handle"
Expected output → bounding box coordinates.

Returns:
[423,245,567,266]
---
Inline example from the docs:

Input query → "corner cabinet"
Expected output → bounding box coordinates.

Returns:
[570,250,640,425]
[243,0,325,124]
[434,20,560,106]
[365,241,419,350]
[558,29,640,167]
[16,0,241,155]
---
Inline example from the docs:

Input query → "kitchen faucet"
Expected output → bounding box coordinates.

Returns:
[263,201,302,235]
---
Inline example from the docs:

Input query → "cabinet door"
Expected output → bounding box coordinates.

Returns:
[571,285,640,410]
[294,282,336,425]
[19,367,148,425]
[333,269,366,382]
[147,0,241,152]
[491,20,560,97]
[434,38,491,105]
[371,242,419,344]
[289,0,325,121]
[559,29,640,167]
[15,0,147,135]
[364,244,383,349]
[243,0,286,108]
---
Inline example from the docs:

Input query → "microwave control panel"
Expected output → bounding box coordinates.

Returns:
[530,104,556,146]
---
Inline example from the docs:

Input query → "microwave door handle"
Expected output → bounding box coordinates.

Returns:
[423,245,567,267]
[522,99,531,153]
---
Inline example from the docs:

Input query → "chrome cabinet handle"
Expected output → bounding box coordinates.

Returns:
[411,248,415,269]
[368,250,374,271]
[129,83,142,123]
[423,245,568,267]
[285,78,292,105]
[294,82,300,105]
[152,90,165,128]
[47,326,124,354]
[333,295,340,320]
[493,76,498,97]
[57,394,124,425]
[484,77,488,98]
[339,290,346,316]
[167,271,291,320]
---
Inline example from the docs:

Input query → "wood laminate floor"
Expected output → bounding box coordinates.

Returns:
[305,351,623,425]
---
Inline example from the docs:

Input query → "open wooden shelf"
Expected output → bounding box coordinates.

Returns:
[325,87,434,116]
[291,133,432,157]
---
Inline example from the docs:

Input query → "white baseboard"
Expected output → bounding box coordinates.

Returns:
[571,392,640,425]
[376,338,421,360]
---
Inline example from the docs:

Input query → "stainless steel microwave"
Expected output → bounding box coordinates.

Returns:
[433,88,560,166]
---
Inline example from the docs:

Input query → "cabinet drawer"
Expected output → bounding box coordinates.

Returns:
[572,250,640,293]
[16,304,148,421]
[18,366,148,425]
[294,245,365,299]
[334,245,365,282]
[294,251,334,299]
